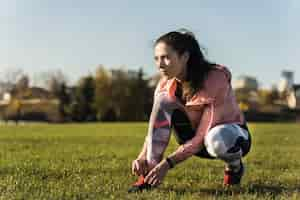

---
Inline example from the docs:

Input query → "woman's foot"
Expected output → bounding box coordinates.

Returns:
[128,175,152,193]
[223,161,244,186]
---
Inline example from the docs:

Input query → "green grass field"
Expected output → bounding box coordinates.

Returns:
[0,122,299,200]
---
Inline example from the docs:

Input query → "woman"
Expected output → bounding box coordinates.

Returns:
[128,30,251,192]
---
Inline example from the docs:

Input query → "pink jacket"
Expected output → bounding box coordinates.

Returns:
[155,65,245,161]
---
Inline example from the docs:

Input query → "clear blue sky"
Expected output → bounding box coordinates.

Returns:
[1,0,299,88]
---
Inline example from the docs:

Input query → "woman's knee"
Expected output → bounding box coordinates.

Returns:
[205,130,228,157]
[205,125,245,160]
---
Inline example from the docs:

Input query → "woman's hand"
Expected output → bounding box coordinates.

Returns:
[145,160,170,186]
[132,158,148,176]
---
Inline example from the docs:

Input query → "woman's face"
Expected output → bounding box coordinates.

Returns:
[154,42,188,80]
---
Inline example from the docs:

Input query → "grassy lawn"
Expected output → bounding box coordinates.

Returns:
[0,122,299,199]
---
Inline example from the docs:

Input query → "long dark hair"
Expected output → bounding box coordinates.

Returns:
[155,29,215,99]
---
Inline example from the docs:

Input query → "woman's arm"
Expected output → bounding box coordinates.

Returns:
[132,136,149,176]
[167,104,213,164]
[144,104,214,185]
[137,136,148,159]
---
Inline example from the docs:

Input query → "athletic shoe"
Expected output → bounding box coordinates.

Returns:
[223,161,244,186]
[128,175,152,193]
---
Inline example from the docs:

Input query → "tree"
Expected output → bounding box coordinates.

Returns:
[16,75,30,91]
[110,69,132,120]
[36,70,70,121]
[71,75,96,121]
[0,68,24,95]
[37,69,68,93]
[124,68,152,121]
[55,82,71,121]
[94,65,114,121]
[1,68,24,85]
[108,68,152,121]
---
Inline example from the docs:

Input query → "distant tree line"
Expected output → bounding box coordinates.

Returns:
[52,66,155,122]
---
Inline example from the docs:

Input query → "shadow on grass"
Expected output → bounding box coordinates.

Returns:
[160,183,300,197]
